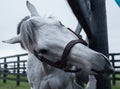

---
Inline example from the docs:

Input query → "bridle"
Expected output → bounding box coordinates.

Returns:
[34,28,88,73]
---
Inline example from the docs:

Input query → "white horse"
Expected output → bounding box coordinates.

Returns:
[3,1,113,89]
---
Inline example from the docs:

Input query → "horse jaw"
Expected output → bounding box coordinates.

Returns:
[2,34,20,44]
[26,1,39,16]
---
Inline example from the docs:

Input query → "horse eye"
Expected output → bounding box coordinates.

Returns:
[48,16,53,19]
[39,49,48,54]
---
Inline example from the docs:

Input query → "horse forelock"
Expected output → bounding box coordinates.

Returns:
[19,17,37,52]
[17,16,30,49]
[17,16,30,35]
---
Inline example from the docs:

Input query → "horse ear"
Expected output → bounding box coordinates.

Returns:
[26,1,39,16]
[2,34,21,44]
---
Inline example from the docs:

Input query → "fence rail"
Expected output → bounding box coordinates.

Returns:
[0,53,120,86]
[109,53,120,85]
[0,53,28,86]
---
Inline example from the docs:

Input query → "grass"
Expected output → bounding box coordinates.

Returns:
[0,80,120,89]
[0,74,120,89]
[0,80,30,89]
[6,74,28,80]
[112,81,120,89]
[111,74,120,89]
[0,74,30,89]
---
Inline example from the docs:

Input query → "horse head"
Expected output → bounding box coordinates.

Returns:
[3,1,114,76]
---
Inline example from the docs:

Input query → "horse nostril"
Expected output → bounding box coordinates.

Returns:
[39,49,48,54]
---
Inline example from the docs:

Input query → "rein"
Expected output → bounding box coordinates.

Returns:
[34,28,88,73]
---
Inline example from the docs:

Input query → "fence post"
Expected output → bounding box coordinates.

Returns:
[111,54,116,85]
[16,56,20,86]
[13,62,16,75]
[3,58,7,83]
[0,64,1,76]
[23,61,26,76]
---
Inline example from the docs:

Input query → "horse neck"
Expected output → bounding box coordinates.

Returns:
[42,62,57,75]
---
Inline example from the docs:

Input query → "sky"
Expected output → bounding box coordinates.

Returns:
[0,0,120,57]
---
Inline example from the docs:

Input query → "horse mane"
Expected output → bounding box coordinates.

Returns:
[17,16,37,52]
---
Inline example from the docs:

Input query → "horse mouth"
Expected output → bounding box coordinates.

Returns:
[91,66,114,76]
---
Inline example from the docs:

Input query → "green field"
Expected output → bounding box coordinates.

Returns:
[112,81,120,89]
[0,74,30,89]
[0,80,30,89]
[111,74,120,89]
[0,74,120,89]
[0,80,120,89]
